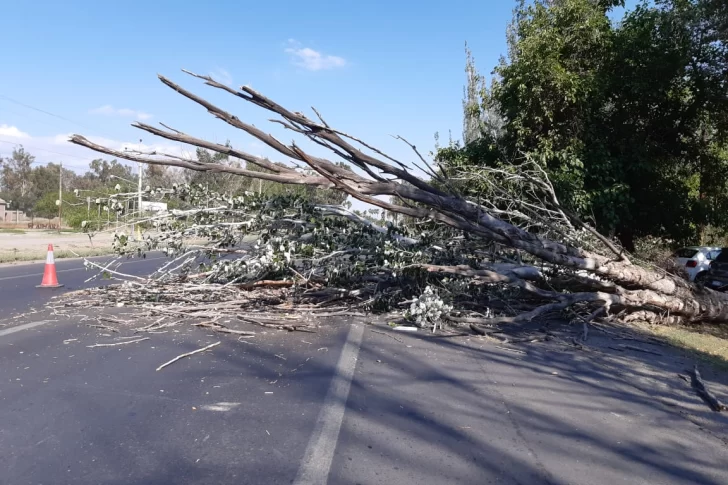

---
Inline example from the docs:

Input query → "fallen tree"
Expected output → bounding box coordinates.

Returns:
[67,70,728,330]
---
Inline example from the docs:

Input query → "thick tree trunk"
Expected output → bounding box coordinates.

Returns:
[616,226,635,253]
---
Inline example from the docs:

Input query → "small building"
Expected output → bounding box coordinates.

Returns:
[0,198,6,221]
[141,201,168,214]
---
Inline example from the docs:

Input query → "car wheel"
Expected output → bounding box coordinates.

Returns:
[695,272,709,284]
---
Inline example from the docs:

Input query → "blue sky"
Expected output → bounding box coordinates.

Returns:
[0,0,637,176]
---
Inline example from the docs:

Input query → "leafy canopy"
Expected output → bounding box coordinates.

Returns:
[440,0,728,249]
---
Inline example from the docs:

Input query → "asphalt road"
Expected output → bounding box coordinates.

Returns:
[0,313,348,484]
[0,254,168,317]
[1,260,728,483]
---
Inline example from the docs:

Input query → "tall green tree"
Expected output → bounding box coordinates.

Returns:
[0,146,35,211]
[29,163,77,203]
[82,158,135,186]
[185,145,252,196]
[440,0,728,249]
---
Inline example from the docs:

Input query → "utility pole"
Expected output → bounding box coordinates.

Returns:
[58,162,62,233]
[138,139,143,220]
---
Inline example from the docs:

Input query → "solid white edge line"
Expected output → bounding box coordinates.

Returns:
[0,320,54,338]
[293,323,364,485]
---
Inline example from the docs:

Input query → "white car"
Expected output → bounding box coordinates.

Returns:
[673,246,722,282]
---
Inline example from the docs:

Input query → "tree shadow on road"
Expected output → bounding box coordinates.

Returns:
[326,317,728,484]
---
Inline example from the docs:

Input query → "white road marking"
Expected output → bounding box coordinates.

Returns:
[199,402,241,412]
[0,257,166,282]
[0,320,54,338]
[293,324,364,485]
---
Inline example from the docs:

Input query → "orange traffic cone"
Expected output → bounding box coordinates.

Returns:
[37,244,63,288]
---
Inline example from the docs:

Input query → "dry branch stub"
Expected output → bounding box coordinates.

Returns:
[65,69,728,329]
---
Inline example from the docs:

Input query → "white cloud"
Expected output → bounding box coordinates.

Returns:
[0,124,31,139]
[0,129,192,173]
[89,105,153,121]
[285,40,346,71]
[210,68,233,87]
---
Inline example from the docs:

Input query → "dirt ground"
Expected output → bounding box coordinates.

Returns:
[0,230,116,263]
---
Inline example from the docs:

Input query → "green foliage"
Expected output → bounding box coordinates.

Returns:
[106,181,499,315]
[243,159,350,205]
[33,191,91,229]
[442,0,728,249]
[184,145,250,197]
[33,192,61,219]
[0,147,35,211]
[83,159,134,186]
[182,146,348,207]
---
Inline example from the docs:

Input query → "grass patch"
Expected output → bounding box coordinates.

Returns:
[0,246,116,264]
[639,322,728,371]
[0,228,26,234]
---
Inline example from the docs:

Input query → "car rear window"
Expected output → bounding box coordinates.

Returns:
[715,249,728,262]
[675,248,698,258]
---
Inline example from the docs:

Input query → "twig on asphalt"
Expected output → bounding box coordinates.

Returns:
[371,329,404,342]
[691,365,727,412]
[87,337,150,348]
[237,315,316,333]
[156,341,221,371]
[98,316,133,324]
[619,344,662,356]
[194,321,256,337]
[494,345,526,354]
[87,323,119,332]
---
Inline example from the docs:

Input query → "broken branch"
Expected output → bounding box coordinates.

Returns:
[156,341,221,371]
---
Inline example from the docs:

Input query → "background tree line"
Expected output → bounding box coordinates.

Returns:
[0,143,347,228]
[438,0,728,251]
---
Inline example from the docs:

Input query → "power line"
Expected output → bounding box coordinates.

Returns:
[0,138,97,165]
[0,94,95,132]
[0,104,81,133]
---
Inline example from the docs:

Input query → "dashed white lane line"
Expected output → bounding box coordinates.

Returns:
[293,323,364,485]
[0,320,55,338]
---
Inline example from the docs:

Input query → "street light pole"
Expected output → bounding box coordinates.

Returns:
[58,162,62,233]
[137,139,143,219]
